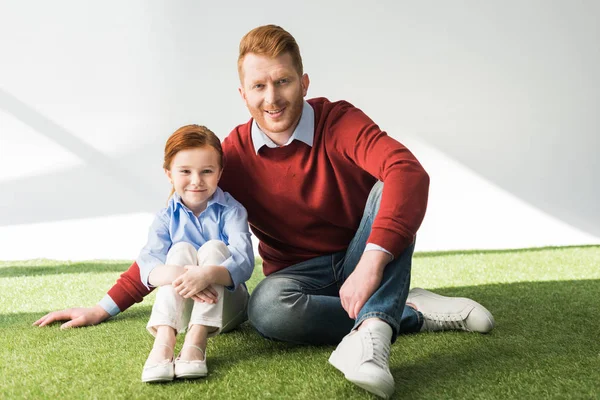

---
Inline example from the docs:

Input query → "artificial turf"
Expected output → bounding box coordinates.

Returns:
[1,245,599,399]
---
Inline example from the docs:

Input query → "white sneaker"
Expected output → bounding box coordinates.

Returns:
[407,288,495,333]
[328,320,395,399]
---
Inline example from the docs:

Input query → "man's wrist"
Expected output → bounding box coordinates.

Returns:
[358,250,390,273]
[92,304,111,321]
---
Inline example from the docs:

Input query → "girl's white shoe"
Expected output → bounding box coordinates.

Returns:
[141,344,175,383]
[174,345,208,379]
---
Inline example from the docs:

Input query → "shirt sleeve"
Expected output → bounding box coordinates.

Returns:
[219,204,254,290]
[136,211,172,290]
[330,101,430,257]
[365,243,394,261]
[98,294,121,317]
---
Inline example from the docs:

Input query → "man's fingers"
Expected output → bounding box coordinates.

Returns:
[347,300,356,319]
[353,299,364,320]
[35,311,67,327]
[61,315,87,329]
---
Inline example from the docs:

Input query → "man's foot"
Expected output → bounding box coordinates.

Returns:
[328,320,395,399]
[407,288,495,333]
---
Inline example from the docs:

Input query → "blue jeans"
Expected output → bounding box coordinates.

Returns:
[248,181,422,345]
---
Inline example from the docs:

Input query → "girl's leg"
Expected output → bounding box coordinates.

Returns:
[145,243,197,365]
[180,240,249,361]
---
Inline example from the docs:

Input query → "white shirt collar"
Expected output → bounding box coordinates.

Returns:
[251,100,314,154]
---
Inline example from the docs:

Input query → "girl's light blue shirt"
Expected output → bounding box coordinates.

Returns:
[137,187,254,291]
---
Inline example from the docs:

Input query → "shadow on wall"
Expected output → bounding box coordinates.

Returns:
[0,88,163,225]
[1,87,599,239]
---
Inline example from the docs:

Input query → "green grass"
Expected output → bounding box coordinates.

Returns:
[1,246,599,399]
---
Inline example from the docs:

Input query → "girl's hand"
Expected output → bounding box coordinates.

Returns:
[191,286,219,304]
[172,265,213,298]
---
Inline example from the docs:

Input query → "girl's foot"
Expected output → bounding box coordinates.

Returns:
[174,345,207,379]
[179,343,206,361]
[142,343,175,383]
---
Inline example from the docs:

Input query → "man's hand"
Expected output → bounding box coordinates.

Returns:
[172,265,213,299]
[339,250,391,320]
[33,305,110,329]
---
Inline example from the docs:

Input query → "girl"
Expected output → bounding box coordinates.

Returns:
[139,125,253,383]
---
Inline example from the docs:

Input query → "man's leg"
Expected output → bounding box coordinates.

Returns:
[339,181,419,340]
[328,181,412,398]
[342,181,494,336]
[248,252,353,345]
[329,181,494,398]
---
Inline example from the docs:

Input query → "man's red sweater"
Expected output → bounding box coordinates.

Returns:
[107,98,429,312]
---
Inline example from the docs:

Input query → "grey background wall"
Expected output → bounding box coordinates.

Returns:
[1,0,598,259]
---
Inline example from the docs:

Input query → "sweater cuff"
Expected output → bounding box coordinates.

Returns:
[107,285,138,313]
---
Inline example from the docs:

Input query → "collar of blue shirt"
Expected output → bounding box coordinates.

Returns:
[171,186,228,216]
[251,100,315,154]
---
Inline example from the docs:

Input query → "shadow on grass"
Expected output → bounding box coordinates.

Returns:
[414,244,600,258]
[391,279,600,399]
[0,261,132,278]
[3,279,599,399]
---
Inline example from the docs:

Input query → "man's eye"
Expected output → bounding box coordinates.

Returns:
[253,84,264,89]
[278,79,288,84]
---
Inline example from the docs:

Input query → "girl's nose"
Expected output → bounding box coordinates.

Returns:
[191,173,202,185]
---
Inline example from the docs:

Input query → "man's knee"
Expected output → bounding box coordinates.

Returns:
[366,181,383,214]
[248,277,301,340]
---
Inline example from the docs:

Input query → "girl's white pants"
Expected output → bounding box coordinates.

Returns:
[147,240,249,338]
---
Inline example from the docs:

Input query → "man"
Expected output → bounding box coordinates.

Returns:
[36,25,494,398]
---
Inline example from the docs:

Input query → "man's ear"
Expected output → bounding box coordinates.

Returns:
[238,86,247,104]
[301,73,310,97]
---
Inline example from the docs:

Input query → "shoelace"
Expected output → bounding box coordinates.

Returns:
[368,330,391,369]
[423,312,467,331]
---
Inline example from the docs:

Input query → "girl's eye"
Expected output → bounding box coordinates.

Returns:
[180,169,190,174]
[202,169,213,174]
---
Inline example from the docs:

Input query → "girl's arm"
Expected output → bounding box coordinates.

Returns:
[217,204,255,289]
[148,264,186,287]
[137,211,173,290]
[172,264,231,299]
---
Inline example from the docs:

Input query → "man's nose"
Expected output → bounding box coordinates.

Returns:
[264,85,279,105]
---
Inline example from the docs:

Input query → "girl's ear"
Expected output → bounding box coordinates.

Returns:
[217,167,223,182]
[164,168,172,183]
